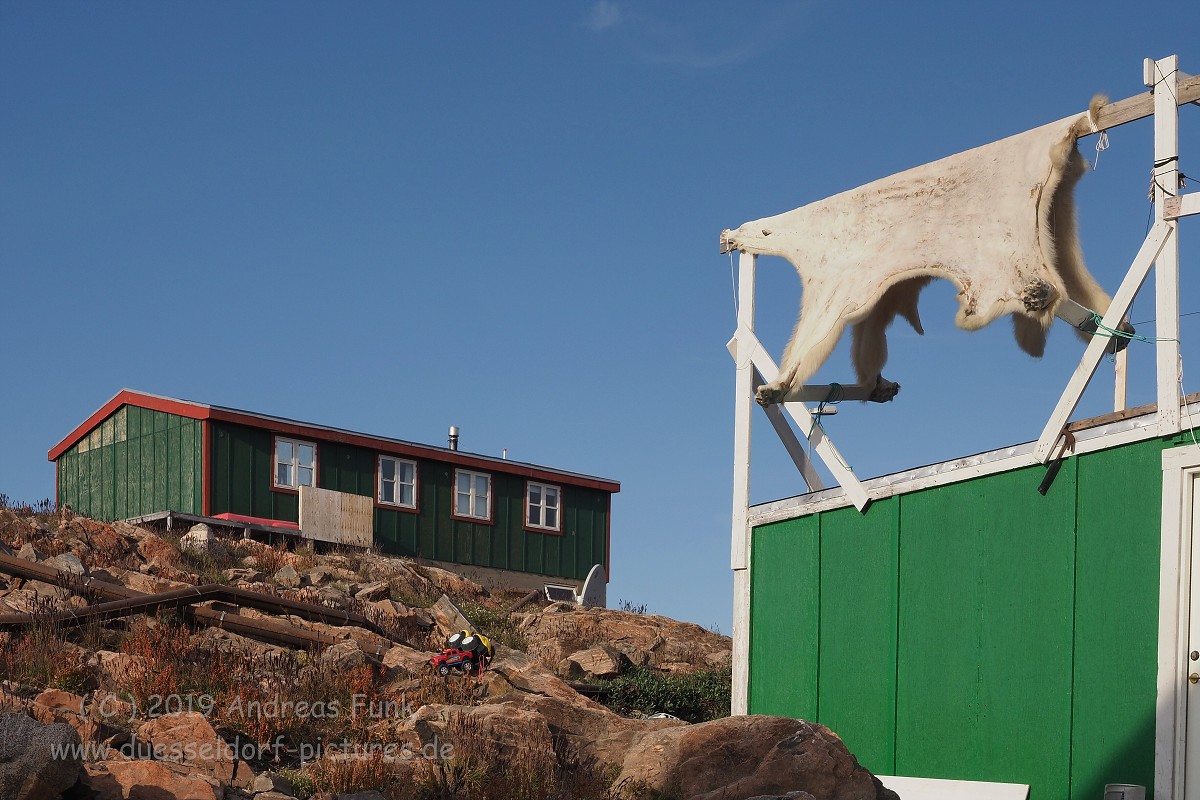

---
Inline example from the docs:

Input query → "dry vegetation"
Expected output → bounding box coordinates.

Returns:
[0,497,731,799]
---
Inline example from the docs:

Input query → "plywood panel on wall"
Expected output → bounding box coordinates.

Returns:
[299,485,373,547]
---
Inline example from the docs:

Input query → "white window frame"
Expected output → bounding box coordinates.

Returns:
[377,455,418,509]
[526,481,562,532]
[273,436,317,490]
[453,469,492,522]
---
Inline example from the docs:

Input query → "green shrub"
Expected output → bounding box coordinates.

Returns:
[597,666,731,724]
[457,600,528,652]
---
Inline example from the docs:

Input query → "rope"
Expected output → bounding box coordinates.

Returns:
[806,383,852,471]
[1087,312,1178,344]
[1092,130,1110,172]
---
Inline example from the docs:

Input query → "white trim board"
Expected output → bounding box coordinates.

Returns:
[876,775,1029,799]
[750,399,1200,526]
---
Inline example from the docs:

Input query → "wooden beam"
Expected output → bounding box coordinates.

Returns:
[783,382,887,403]
[1034,222,1172,462]
[1165,194,1200,220]
[754,369,827,490]
[1155,56,1182,437]
[730,253,756,571]
[1084,71,1200,134]
[741,334,871,510]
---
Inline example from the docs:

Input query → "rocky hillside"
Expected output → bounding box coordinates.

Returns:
[0,503,896,800]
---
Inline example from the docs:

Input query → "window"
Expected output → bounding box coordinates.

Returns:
[378,456,417,509]
[274,437,316,489]
[454,469,491,521]
[526,481,561,532]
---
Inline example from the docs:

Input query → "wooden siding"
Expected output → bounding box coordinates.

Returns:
[210,421,608,581]
[56,406,202,520]
[748,437,1164,799]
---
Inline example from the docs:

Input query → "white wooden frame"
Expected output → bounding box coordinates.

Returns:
[1157,444,1200,800]
[730,56,1199,718]
[273,435,317,490]
[525,480,562,532]
[1035,56,1199,462]
[377,454,418,509]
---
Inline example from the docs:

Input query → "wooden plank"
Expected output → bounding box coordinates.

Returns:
[1070,442,1160,798]
[1164,194,1200,220]
[817,499,899,775]
[745,335,871,510]
[731,252,757,570]
[1156,56,1182,437]
[298,485,373,547]
[748,516,820,719]
[1034,222,1172,462]
[1085,72,1200,133]
[896,466,1075,794]
[755,369,826,490]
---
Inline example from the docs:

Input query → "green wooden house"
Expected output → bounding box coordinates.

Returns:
[48,390,618,593]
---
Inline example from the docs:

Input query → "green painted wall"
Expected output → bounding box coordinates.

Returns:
[209,421,608,581]
[748,437,1165,799]
[56,406,203,520]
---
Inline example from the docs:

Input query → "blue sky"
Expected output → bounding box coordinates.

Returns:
[2,3,1198,634]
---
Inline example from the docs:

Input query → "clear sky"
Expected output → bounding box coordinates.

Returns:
[2,3,1198,635]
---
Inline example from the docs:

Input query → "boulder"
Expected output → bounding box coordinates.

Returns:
[274,564,302,588]
[520,606,732,674]
[119,570,193,594]
[83,759,220,799]
[382,644,432,675]
[90,651,144,688]
[253,770,296,795]
[403,701,556,765]
[135,711,243,787]
[223,567,264,583]
[561,642,631,679]
[136,533,180,568]
[354,580,390,601]
[319,640,368,672]
[179,524,228,559]
[483,647,601,706]
[429,594,475,636]
[317,585,350,609]
[45,552,88,576]
[613,716,894,800]
[15,543,42,562]
[414,563,489,601]
[304,565,338,585]
[31,689,100,746]
[0,711,83,800]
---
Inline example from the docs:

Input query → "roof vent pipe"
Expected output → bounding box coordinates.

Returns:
[448,426,459,451]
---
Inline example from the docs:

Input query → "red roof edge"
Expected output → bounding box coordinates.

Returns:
[47,390,620,493]
[47,390,212,462]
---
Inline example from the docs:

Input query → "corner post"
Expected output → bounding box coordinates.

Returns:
[731,251,756,715]
[1155,55,1182,435]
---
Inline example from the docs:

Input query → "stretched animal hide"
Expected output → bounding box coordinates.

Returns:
[722,100,1112,406]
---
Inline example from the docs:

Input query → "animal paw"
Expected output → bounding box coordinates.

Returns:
[755,382,786,407]
[868,375,900,403]
[1019,280,1054,312]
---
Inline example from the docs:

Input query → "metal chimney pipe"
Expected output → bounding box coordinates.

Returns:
[448,426,459,451]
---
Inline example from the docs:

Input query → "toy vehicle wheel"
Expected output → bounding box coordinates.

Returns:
[437,664,450,677]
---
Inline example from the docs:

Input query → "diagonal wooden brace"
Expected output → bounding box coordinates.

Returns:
[1034,221,1173,462]
[728,327,870,510]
